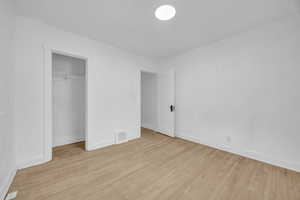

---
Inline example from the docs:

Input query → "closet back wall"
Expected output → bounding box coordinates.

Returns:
[141,72,158,130]
[52,54,86,147]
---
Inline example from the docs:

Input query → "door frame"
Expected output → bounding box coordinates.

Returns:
[44,45,89,163]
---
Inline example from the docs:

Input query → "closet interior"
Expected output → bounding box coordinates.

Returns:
[52,53,86,149]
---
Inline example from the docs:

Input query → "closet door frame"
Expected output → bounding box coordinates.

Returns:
[44,45,89,163]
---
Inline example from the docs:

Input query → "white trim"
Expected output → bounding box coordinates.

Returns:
[43,45,89,166]
[17,156,45,170]
[0,168,17,200]
[141,123,157,131]
[86,132,141,151]
[140,69,158,75]
[127,134,141,141]
[52,138,85,148]
[155,128,174,137]
[138,70,142,139]
[43,46,52,163]
[86,140,115,151]
[5,191,18,200]
[176,133,300,173]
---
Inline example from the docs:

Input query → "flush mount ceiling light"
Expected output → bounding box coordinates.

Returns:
[155,5,176,21]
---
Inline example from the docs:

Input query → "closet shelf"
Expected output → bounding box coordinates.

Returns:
[53,73,85,81]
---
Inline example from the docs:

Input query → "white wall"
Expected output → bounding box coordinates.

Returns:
[0,0,16,198]
[161,15,300,172]
[14,16,158,168]
[52,53,86,147]
[141,72,157,130]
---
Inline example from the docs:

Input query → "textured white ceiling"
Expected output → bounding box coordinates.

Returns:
[16,0,300,58]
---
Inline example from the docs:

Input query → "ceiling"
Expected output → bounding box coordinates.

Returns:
[16,0,300,59]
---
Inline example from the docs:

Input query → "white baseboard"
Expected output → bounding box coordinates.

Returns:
[0,168,17,200]
[141,123,157,131]
[87,132,141,151]
[143,126,163,134]
[141,123,161,131]
[18,134,140,170]
[176,133,300,173]
[17,156,45,170]
[86,140,115,151]
[52,137,85,147]
[128,133,141,141]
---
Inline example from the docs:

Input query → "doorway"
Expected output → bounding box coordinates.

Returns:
[44,47,89,163]
[52,53,86,152]
[141,71,158,132]
[140,70,175,138]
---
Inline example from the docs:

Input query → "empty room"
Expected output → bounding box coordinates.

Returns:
[1,0,300,199]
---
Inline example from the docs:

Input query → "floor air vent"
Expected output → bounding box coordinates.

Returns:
[115,131,128,144]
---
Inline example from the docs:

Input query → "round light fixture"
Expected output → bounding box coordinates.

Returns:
[155,5,176,21]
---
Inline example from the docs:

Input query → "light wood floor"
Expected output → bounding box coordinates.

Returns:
[9,128,300,200]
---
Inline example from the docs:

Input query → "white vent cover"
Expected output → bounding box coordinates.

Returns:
[115,130,128,144]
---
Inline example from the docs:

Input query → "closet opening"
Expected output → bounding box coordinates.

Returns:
[52,53,87,157]
[140,71,158,135]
